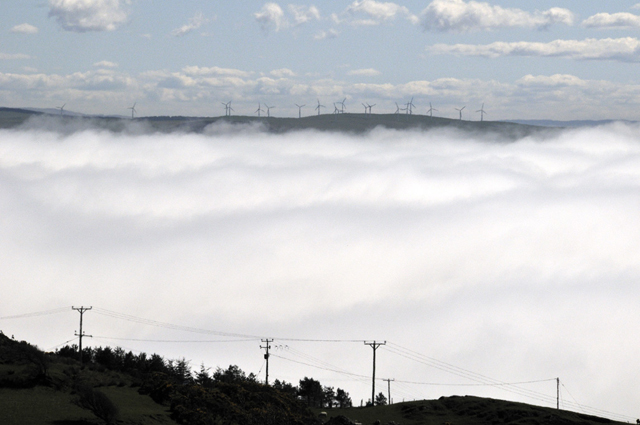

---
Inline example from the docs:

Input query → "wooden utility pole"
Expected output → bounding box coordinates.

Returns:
[364,341,386,405]
[557,377,560,410]
[261,339,273,385]
[383,378,395,404]
[72,306,92,363]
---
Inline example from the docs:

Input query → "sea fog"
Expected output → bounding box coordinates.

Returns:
[1,120,639,420]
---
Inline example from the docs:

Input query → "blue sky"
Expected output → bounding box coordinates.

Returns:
[4,1,640,119]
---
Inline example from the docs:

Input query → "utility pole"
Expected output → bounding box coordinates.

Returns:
[383,378,395,404]
[364,341,386,405]
[261,339,273,385]
[72,306,92,363]
[557,377,560,410]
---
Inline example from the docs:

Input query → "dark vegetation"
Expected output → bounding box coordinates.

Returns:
[0,107,554,139]
[0,332,631,425]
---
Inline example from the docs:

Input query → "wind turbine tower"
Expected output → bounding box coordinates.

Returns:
[265,104,275,118]
[427,102,438,117]
[295,103,306,118]
[455,106,466,120]
[362,103,368,114]
[255,103,263,117]
[127,102,137,119]
[56,103,66,115]
[476,103,487,122]
[367,103,376,114]
[315,99,325,116]
[340,98,347,114]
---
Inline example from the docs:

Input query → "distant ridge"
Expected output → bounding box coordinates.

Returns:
[0,107,553,138]
[505,119,637,128]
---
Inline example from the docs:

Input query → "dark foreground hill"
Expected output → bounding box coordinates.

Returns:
[0,333,628,425]
[0,107,552,139]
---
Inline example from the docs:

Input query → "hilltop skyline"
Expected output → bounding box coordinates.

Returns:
[3,1,640,119]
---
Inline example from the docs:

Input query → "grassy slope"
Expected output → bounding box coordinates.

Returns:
[0,335,175,425]
[315,396,623,425]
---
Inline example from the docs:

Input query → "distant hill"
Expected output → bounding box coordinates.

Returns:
[0,107,552,138]
[504,119,637,128]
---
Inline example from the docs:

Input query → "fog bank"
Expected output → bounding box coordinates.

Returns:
[1,123,639,420]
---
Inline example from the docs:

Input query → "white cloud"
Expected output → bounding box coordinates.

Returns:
[345,0,419,25]
[48,0,130,32]
[421,0,574,32]
[0,53,30,60]
[314,28,339,40]
[348,68,381,76]
[171,12,208,37]
[93,61,118,68]
[289,5,321,25]
[254,3,287,32]
[10,23,39,34]
[181,66,252,78]
[582,13,640,29]
[429,37,640,62]
[270,68,296,78]
[516,74,587,87]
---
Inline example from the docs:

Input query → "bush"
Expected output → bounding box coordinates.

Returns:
[73,384,119,424]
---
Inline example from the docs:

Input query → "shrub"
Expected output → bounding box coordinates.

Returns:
[73,384,119,424]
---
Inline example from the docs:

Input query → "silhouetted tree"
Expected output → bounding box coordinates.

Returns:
[335,388,352,408]
[375,392,387,406]
[298,377,324,407]
[213,364,257,383]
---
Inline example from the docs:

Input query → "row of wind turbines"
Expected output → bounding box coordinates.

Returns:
[54,100,487,121]
[221,98,489,121]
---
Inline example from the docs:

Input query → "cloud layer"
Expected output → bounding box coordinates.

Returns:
[1,124,640,420]
[429,37,640,62]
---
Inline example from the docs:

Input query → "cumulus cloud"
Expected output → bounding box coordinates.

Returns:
[421,0,574,32]
[93,61,118,68]
[182,66,252,78]
[171,12,208,37]
[314,28,339,40]
[582,12,640,29]
[48,0,130,32]
[270,68,296,78]
[289,5,321,25]
[348,68,381,76]
[429,37,640,62]
[345,0,419,25]
[10,23,39,34]
[254,3,288,32]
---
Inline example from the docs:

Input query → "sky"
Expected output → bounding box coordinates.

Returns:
[3,1,640,119]
[2,119,640,421]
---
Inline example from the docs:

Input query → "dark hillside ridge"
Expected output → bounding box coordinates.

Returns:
[0,107,553,138]
[0,333,630,425]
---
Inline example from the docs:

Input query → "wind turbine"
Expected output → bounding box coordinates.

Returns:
[333,103,340,114]
[255,103,264,117]
[56,103,66,115]
[315,99,325,116]
[264,104,275,117]
[340,98,347,114]
[367,103,376,114]
[127,102,137,119]
[406,97,415,115]
[427,102,437,117]
[394,102,401,114]
[455,106,466,120]
[221,101,231,117]
[362,103,368,114]
[476,103,487,122]
[295,103,306,118]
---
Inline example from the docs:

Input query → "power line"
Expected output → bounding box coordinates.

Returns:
[0,307,71,320]
[91,336,257,343]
